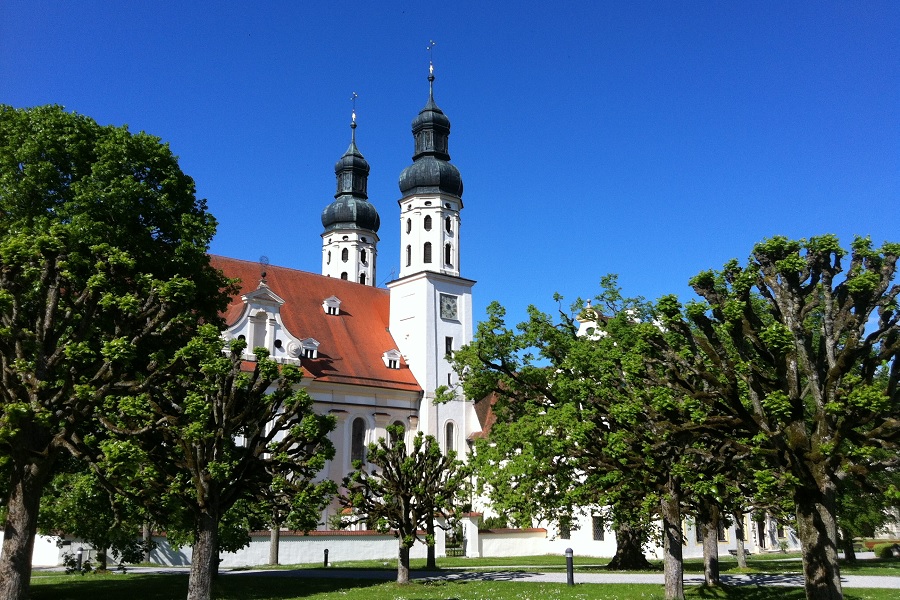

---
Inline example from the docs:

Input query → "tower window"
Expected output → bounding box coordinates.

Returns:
[341,248,348,262]
[360,249,367,263]
[423,242,432,263]
[445,216,452,232]
[351,418,366,464]
[358,272,366,285]
[406,245,412,267]
[327,251,331,264]
[340,272,348,280]
[445,336,453,357]
[444,243,452,266]
[406,218,412,234]
[424,215,432,231]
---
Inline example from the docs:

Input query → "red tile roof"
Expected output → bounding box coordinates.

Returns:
[210,256,422,394]
[470,391,499,440]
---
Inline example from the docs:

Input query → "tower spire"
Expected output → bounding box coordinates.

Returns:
[320,92,380,285]
[427,40,436,97]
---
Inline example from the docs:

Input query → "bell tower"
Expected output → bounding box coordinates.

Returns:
[388,60,475,442]
[321,104,380,285]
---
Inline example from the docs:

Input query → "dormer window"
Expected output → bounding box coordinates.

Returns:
[382,349,402,369]
[300,338,320,359]
[322,296,342,316]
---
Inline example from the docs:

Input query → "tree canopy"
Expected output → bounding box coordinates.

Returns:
[0,104,231,600]
[339,426,468,584]
[454,235,899,600]
[92,326,336,600]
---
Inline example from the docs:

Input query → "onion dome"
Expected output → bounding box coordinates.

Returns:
[398,69,463,199]
[322,118,380,233]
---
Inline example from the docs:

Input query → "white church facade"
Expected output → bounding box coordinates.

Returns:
[212,69,478,531]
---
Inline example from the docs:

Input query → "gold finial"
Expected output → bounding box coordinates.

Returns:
[350,91,358,127]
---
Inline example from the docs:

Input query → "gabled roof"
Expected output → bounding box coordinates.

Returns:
[210,256,421,394]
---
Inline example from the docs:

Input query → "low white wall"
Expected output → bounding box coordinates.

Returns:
[151,530,434,568]
[0,533,62,567]
[478,529,550,558]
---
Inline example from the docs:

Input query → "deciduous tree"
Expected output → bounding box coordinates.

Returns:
[339,426,467,584]
[0,105,229,600]
[91,326,336,600]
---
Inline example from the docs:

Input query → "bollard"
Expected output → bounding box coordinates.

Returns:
[324,548,329,568]
[565,547,574,586]
[76,547,84,571]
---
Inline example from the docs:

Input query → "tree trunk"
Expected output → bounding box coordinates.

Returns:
[794,484,843,600]
[0,456,53,600]
[143,521,153,563]
[698,499,720,586]
[661,479,685,600]
[269,526,280,565]
[840,526,856,564]
[425,516,436,569]
[606,521,651,570]
[734,511,748,569]
[397,543,411,584]
[188,512,219,600]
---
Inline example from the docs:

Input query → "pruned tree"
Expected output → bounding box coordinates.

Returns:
[339,426,468,584]
[650,235,900,600]
[89,325,336,600]
[0,104,230,600]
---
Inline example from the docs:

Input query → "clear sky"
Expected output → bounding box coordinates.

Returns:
[3,1,898,326]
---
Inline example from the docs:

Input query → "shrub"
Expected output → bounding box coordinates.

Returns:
[872,542,900,559]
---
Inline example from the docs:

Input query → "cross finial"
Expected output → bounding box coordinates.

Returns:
[426,40,436,81]
[350,92,358,127]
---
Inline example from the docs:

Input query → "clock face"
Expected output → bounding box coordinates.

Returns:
[440,294,458,320]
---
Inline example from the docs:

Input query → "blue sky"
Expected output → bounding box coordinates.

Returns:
[3,1,898,326]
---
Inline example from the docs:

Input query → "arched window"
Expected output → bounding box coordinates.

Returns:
[340,272,348,280]
[358,272,366,285]
[445,421,455,454]
[360,249,367,263]
[445,216,452,233]
[406,218,411,234]
[341,248,348,262]
[424,215,432,231]
[327,251,331,265]
[351,418,366,463]
[406,245,412,266]
[423,242,432,263]
[444,243,452,266]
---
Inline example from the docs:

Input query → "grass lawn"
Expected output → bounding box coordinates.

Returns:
[30,569,899,600]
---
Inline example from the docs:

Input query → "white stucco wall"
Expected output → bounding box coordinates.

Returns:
[0,533,62,566]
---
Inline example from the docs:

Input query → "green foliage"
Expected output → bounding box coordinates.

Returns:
[0,104,233,597]
[872,542,900,559]
[90,324,336,593]
[339,426,469,580]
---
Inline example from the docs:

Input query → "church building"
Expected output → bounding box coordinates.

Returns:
[209,69,479,527]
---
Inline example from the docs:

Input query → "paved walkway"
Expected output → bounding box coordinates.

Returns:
[212,567,900,589]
